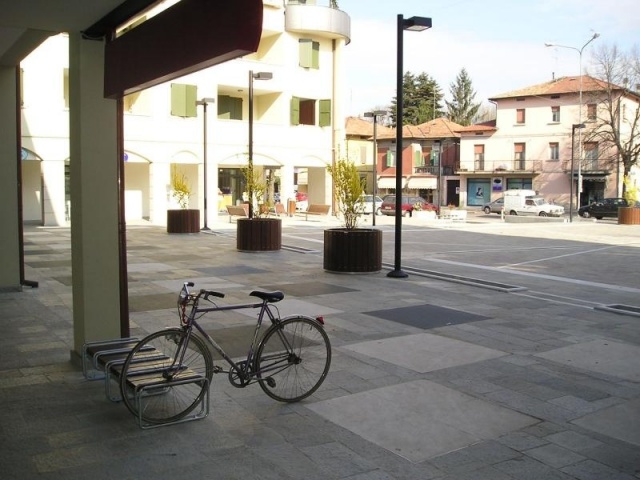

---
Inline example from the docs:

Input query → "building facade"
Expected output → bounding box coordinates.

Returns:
[456,76,639,209]
[19,0,350,227]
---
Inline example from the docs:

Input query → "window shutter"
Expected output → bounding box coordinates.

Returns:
[291,96,300,125]
[414,150,422,166]
[171,83,197,117]
[319,99,331,126]
[386,150,394,167]
[312,41,319,69]
[299,39,312,68]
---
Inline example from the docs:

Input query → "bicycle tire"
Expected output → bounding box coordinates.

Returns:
[119,328,213,425]
[255,316,331,402]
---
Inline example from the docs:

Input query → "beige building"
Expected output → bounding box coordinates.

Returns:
[456,76,639,209]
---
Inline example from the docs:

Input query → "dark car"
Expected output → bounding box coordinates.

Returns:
[578,198,639,219]
[483,197,504,214]
[380,195,437,217]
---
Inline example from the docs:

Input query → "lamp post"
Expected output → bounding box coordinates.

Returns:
[195,97,216,230]
[364,110,386,225]
[248,70,273,219]
[388,14,432,279]
[545,32,599,209]
[570,123,585,222]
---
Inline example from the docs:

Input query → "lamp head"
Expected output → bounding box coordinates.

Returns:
[403,16,432,31]
[252,72,273,80]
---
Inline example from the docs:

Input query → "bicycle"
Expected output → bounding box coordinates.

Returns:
[118,282,332,427]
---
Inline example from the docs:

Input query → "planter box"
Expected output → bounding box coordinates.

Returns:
[618,207,640,225]
[412,210,437,220]
[167,209,200,233]
[324,228,382,273]
[236,218,282,251]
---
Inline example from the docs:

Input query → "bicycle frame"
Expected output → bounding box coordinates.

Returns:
[178,284,285,384]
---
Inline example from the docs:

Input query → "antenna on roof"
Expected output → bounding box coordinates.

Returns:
[552,72,555,81]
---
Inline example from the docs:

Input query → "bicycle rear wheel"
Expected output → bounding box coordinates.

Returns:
[119,328,213,425]
[255,316,331,402]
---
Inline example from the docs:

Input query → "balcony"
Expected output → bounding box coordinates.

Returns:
[285,1,351,43]
[562,158,610,174]
[414,166,438,175]
[456,159,542,174]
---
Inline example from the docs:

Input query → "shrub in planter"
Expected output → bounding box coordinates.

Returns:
[324,159,382,273]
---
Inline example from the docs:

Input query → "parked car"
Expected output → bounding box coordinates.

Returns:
[360,195,383,215]
[503,189,564,217]
[483,197,504,214]
[380,195,437,217]
[578,198,639,219]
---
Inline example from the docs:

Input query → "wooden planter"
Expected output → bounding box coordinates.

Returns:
[167,209,200,233]
[236,218,282,252]
[324,228,382,274]
[618,207,640,225]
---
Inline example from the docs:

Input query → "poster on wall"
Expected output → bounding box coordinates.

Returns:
[467,179,490,206]
[492,177,503,192]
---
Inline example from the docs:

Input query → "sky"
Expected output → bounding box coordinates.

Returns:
[338,0,640,117]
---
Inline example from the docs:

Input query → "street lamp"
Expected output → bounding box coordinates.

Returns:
[364,110,386,226]
[545,32,600,209]
[195,97,216,230]
[248,70,273,219]
[388,14,432,279]
[570,123,586,222]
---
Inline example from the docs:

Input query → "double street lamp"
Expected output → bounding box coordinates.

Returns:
[388,14,432,279]
[195,97,216,230]
[364,110,386,226]
[545,32,600,211]
[248,70,273,219]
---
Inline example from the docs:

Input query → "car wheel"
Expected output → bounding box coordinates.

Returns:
[403,210,410,217]
[581,211,590,218]
[539,212,548,217]
[375,207,382,216]
[509,210,518,215]
[595,216,603,220]
[483,207,491,214]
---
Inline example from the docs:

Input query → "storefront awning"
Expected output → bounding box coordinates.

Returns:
[406,176,437,189]
[377,176,406,189]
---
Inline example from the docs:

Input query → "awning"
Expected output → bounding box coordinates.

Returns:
[406,176,437,189]
[378,176,406,189]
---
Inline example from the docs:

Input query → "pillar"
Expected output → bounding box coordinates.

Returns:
[68,33,121,353]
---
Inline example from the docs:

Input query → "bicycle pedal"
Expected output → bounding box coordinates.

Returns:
[212,365,223,374]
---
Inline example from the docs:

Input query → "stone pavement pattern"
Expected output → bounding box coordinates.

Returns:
[1,217,639,479]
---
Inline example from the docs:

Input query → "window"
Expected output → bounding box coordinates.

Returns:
[218,95,243,120]
[414,149,424,167]
[359,146,367,164]
[170,83,197,117]
[299,39,319,69]
[291,97,330,126]
[514,143,526,169]
[386,148,396,167]
[474,144,485,170]
[584,142,598,169]
[516,109,525,124]
[587,103,597,121]
[551,106,560,122]
[549,142,559,161]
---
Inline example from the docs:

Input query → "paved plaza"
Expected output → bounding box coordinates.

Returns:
[1,213,639,479]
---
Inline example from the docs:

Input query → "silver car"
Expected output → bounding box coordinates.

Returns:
[483,197,504,214]
[361,195,383,215]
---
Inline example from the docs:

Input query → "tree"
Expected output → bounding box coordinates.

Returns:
[586,43,640,195]
[445,68,481,126]
[390,71,443,126]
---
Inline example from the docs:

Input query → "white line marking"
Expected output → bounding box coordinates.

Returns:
[505,245,616,267]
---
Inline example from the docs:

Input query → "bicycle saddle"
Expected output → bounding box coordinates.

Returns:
[250,290,284,303]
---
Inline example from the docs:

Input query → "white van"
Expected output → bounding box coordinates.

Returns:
[503,189,564,217]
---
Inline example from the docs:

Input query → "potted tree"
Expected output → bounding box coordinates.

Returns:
[618,174,640,225]
[236,165,282,251]
[324,159,382,273]
[167,165,200,233]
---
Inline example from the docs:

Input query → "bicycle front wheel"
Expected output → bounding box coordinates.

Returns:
[119,328,213,426]
[255,316,331,402]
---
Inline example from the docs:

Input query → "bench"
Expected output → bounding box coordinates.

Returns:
[82,338,209,429]
[298,204,330,220]
[226,204,248,222]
